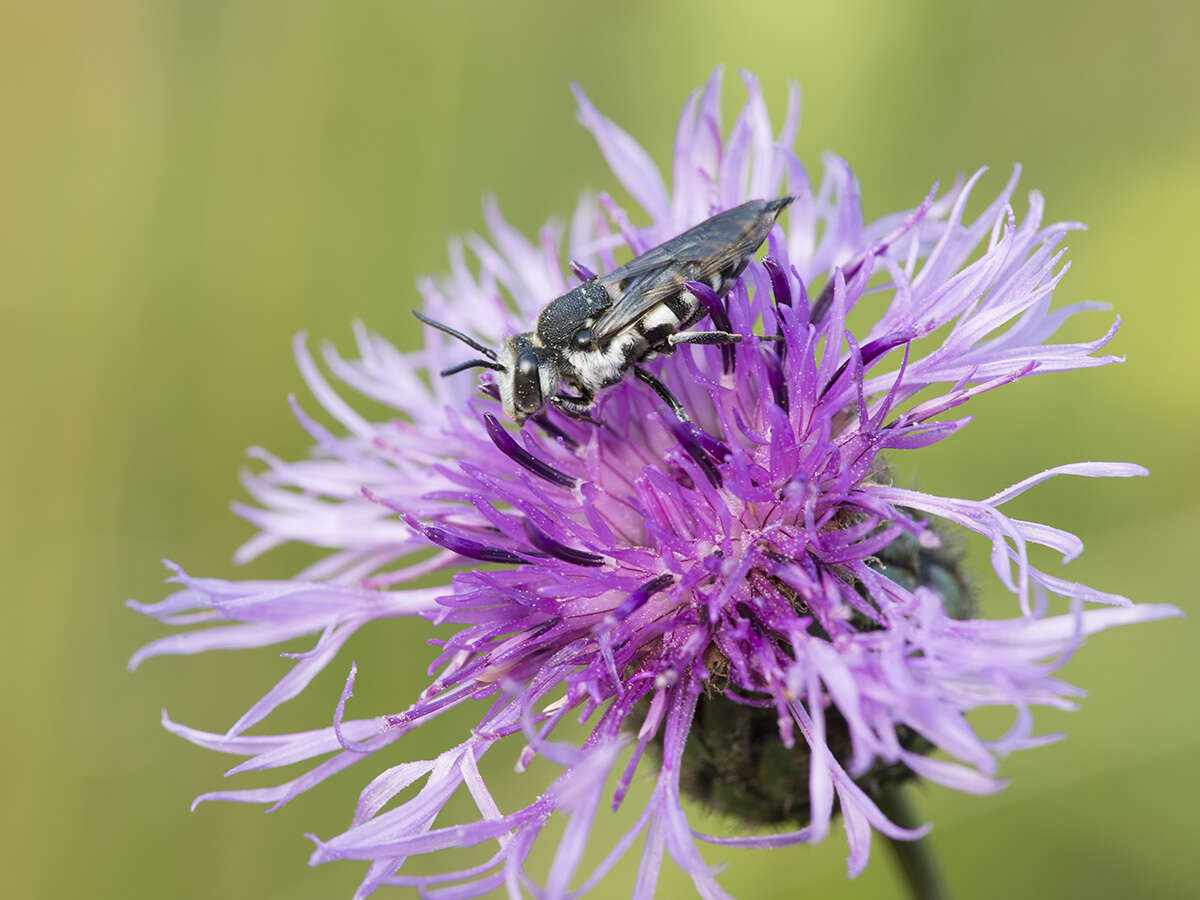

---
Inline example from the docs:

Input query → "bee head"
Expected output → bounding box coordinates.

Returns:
[497,333,558,423]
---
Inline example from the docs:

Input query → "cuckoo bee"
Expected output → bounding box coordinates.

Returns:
[415,196,793,424]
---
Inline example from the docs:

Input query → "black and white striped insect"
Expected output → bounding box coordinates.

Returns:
[416,196,793,425]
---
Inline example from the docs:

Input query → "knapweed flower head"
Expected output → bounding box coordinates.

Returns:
[131,69,1179,899]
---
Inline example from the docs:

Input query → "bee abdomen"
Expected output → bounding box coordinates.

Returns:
[637,303,682,346]
[639,290,702,347]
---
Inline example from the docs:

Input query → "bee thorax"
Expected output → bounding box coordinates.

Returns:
[564,331,643,394]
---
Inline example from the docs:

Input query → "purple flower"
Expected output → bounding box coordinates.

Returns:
[130,68,1180,899]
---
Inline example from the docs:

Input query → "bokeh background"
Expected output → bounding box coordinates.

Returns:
[3,1,1197,898]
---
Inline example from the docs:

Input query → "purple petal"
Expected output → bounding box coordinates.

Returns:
[572,84,670,224]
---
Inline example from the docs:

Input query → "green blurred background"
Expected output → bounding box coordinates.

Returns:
[3,1,1197,897]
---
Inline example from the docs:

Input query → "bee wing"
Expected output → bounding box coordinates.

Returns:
[598,238,700,284]
[600,201,767,284]
[590,199,783,343]
[590,252,735,343]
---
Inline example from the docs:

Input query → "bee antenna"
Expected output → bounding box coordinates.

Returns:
[411,310,498,361]
[440,358,507,377]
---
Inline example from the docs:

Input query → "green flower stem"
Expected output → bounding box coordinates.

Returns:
[871,782,950,900]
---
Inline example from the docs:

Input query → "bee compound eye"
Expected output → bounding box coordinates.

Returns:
[517,352,540,377]
[513,351,544,413]
[572,328,595,351]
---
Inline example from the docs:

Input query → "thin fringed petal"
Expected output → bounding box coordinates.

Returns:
[128,567,441,672]
[129,619,320,669]
[572,84,670,225]
[226,622,362,738]
[544,742,624,899]
[983,462,1150,506]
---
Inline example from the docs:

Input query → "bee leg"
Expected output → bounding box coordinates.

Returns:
[668,331,786,346]
[550,393,605,428]
[669,331,743,346]
[634,366,691,422]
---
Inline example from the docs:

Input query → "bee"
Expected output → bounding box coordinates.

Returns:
[416,196,793,425]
